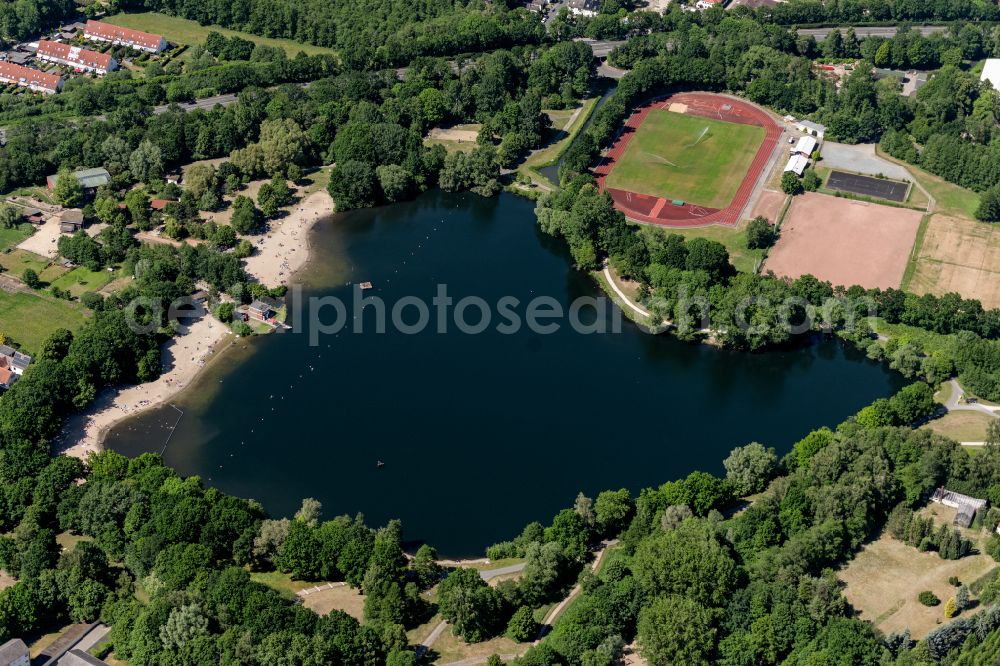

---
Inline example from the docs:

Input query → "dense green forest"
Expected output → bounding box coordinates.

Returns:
[0,0,75,45]
[120,0,547,67]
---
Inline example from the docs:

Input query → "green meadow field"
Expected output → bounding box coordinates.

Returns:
[103,13,339,58]
[605,111,764,209]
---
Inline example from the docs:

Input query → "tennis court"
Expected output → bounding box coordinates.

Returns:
[826,170,909,202]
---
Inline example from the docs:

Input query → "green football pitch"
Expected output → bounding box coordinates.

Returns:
[605,110,765,210]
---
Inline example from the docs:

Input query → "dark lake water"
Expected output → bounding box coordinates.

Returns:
[107,190,905,556]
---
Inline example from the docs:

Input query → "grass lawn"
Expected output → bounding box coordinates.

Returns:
[462,558,526,571]
[923,411,996,442]
[55,532,93,552]
[249,571,315,600]
[49,266,117,297]
[0,291,88,354]
[875,147,980,219]
[301,585,365,620]
[839,529,995,639]
[525,97,599,170]
[901,212,1000,309]
[7,186,56,205]
[605,111,765,209]
[0,224,33,252]
[302,167,332,196]
[898,213,931,292]
[639,220,764,275]
[870,318,955,355]
[935,380,954,405]
[407,613,443,645]
[0,249,49,277]
[37,264,70,285]
[103,13,338,58]
[429,627,524,664]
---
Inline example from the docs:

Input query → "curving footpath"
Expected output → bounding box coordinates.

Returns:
[434,541,619,666]
[944,379,1000,419]
[595,92,782,228]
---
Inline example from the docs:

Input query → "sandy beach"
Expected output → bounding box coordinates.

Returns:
[55,313,232,460]
[242,188,334,287]
[53,185,334,460]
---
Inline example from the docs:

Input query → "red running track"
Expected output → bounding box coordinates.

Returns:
[594,92,781,228]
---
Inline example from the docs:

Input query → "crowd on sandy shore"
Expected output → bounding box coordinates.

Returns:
[242,189,333,287]
[56,188,335,460]
[56,316,232,460]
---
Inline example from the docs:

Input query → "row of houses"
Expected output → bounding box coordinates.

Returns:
[82,20,167,54]
[0,60,63,94]
[0,20,164,94]
[36,40,117,75]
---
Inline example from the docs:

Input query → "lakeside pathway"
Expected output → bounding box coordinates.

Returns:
[602,264,652,320]
[414,560,527,659]
[431,540,618,666]
[534,540,617,642]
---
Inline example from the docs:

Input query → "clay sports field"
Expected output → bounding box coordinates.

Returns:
[906,214,1000,309]
[595,92,781,227]
[764,193,923,290]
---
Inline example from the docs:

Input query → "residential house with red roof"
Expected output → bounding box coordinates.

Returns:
[83,20,167,54]
[36,40,118,75]
[0,61,62,93]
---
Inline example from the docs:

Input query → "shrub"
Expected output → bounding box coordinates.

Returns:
[505,606,539,642]
[216,302,234,323]
[944,597,957,618]
[919,591,940,606]
[987,535,1000,563]
[486,541,520,561]
[21,268,40,289]
[802,169,821,192]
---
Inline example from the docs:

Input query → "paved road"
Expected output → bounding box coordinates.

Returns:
[153,93,238,115]
[597,62,627,79]
[797,25,948,40]
[535,541,617,641]
[413,560,527,658]
[479,562,526,581]
[945,379,1000,419]
[575,38,627,59]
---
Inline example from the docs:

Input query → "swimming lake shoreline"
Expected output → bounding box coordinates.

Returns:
[102,190,905,556]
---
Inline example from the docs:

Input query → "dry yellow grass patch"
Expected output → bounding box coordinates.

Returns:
[301,585,365,621]
[839,528,995,638]
[429,629,524,665]
[922,411,996,443]
[908,215,1000,309]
